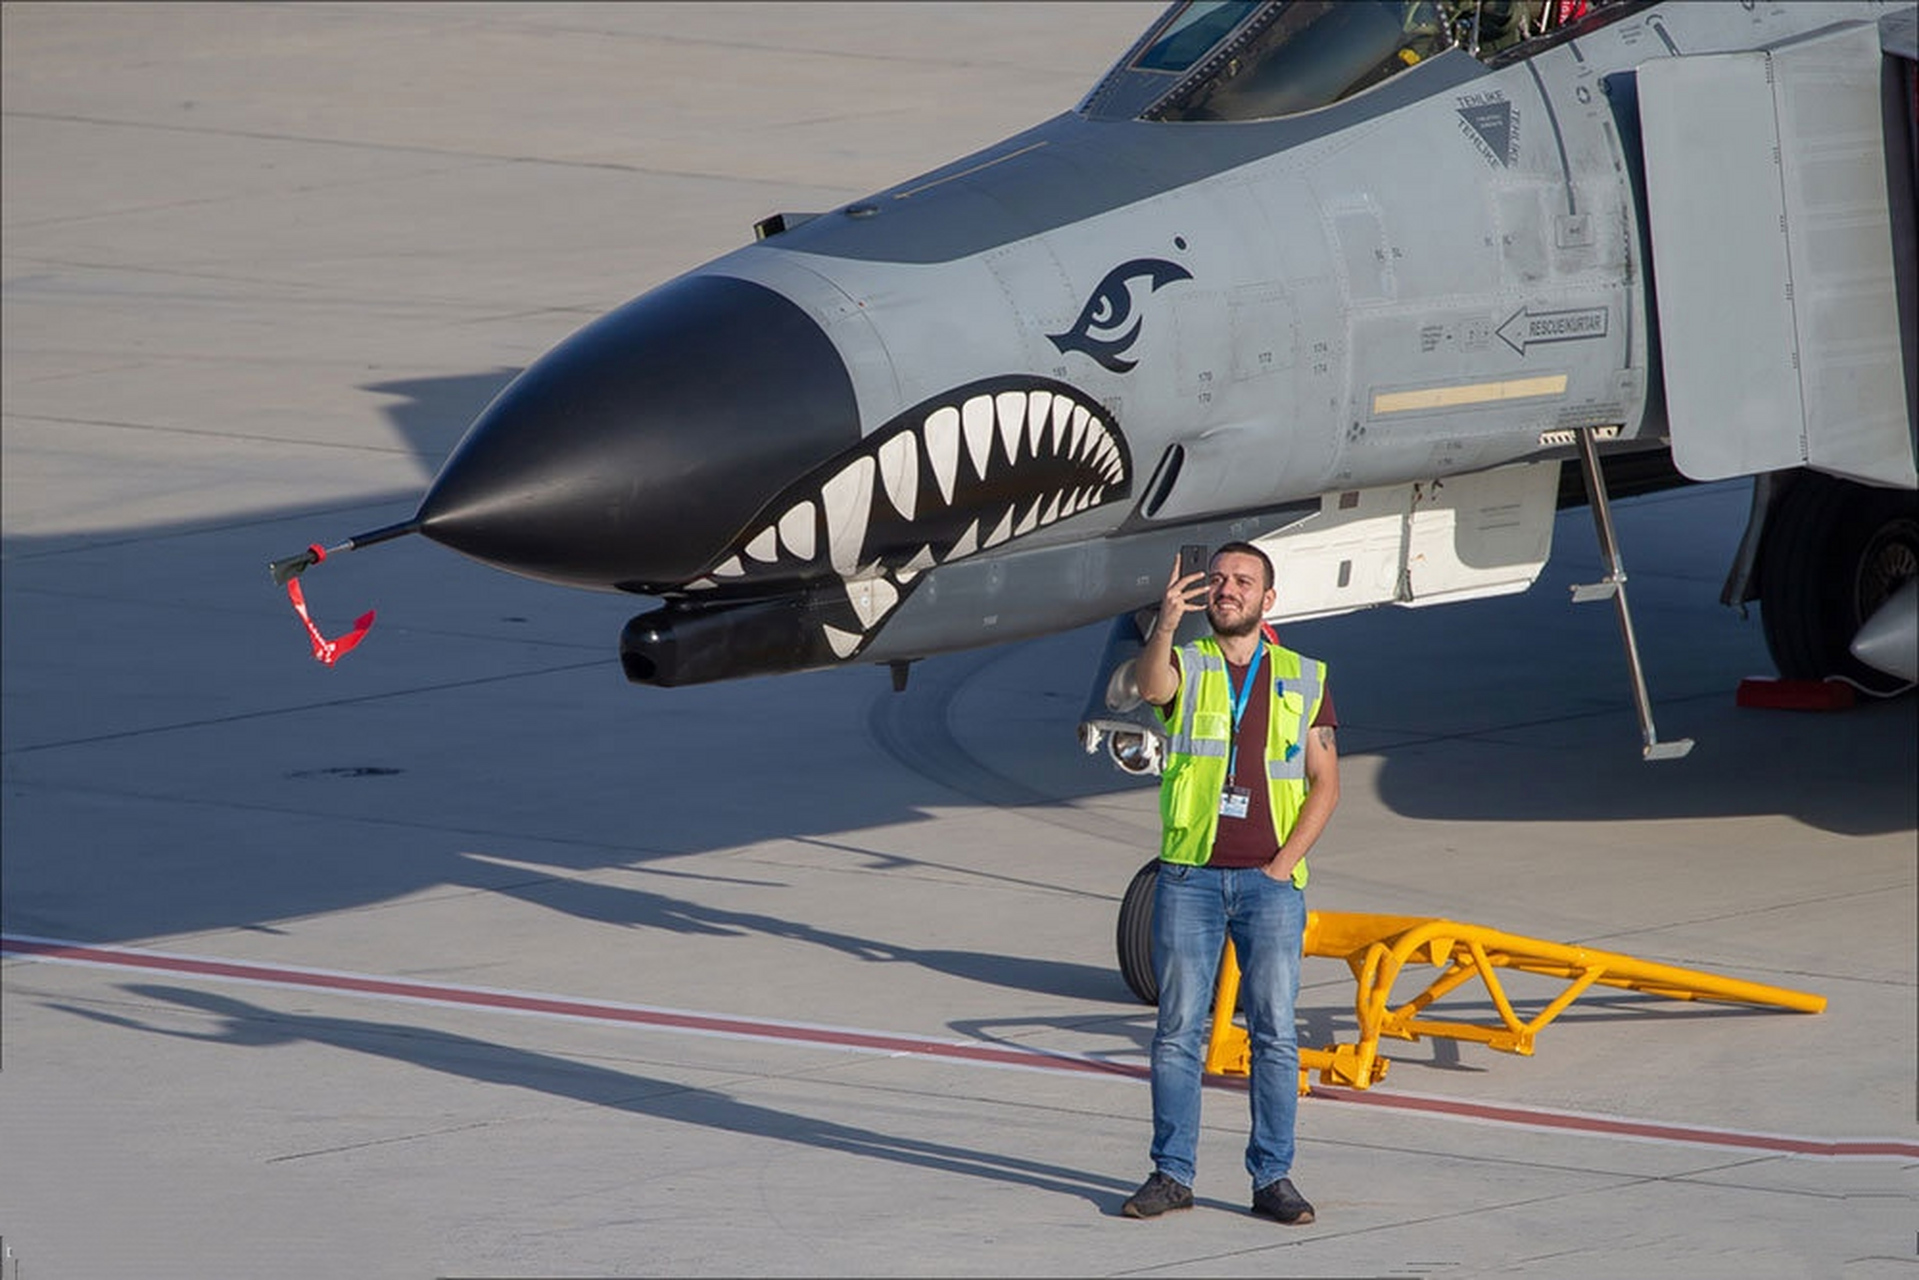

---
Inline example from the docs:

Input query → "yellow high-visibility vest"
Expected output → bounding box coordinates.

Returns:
[1158,636,1325,885]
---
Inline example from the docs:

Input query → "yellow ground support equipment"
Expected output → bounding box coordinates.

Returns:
[1203,911,1826,1091]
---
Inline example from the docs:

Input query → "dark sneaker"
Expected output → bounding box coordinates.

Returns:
[1251,1176,1315,1225]
[1121,1171,1193,1218]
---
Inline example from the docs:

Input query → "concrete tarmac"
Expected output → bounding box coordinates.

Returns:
[3,4,1914,1278]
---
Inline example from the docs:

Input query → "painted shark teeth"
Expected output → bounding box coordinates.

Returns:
[821,454,875,576]
[844,575,899,629]
[925,405,960,505]
[963,394,997,482]
[690,376,1130,663]
[877,430,919,521]
[780,500,817,561]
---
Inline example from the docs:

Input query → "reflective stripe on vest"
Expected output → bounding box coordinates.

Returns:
[1158,636,1325,881]
[1266,660,1323,784]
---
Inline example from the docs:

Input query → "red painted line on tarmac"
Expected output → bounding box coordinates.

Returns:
[9,933,1915,1161]
[1,933,1144,1081]
[1307,1086,1919,1160]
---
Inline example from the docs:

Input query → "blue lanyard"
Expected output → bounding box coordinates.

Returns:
[1225,643,1265,781]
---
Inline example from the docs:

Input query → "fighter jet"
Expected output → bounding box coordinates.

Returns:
[275,0,1917,765]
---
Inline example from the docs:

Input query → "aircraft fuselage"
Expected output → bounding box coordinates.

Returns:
[407,0,1913,690]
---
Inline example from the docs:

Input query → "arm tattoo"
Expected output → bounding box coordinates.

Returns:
[1314,725,1337,751]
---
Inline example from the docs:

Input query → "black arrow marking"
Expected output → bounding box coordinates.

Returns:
[1497,305,1608,355]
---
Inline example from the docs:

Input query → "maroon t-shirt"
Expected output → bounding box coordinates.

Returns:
[1204,652,1335,869]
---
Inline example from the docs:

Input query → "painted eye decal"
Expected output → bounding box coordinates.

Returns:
[1046,257,1192,373]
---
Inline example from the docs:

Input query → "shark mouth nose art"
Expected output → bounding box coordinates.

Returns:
[682,376,1130,661]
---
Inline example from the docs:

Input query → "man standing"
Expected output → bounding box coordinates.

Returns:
[1121,541,1340,1225]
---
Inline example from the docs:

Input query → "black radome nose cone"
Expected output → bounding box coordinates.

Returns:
[418,273,858,590]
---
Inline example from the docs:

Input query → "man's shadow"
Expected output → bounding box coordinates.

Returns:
[60,984,1140,1211]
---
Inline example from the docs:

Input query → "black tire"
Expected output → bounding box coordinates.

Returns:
[1117,858,1159,1005]
[1759,473,1919,696]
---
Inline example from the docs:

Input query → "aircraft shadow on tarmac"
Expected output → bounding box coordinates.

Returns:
[1307,562,1919,838]
[55,984,1143,1211]
[345,366,1917,836]
[4,370,1913,960]
[304,368,1919,847]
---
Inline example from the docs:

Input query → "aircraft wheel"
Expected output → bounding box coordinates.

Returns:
[1116,858,1158,1005]
[1759,473,1919,695]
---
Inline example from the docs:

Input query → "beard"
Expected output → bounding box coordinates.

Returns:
[1208,599,1262,638]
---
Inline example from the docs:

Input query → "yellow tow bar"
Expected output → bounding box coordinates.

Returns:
[1203,911,1826,1092]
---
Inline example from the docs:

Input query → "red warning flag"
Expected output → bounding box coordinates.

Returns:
[283,545,374,665]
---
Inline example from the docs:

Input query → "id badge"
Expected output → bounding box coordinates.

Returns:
[1219,785,1251,820]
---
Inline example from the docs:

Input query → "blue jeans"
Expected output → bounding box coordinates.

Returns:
[1148,861,1304,1190]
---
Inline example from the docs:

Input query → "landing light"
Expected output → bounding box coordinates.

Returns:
[1108,730,1163,776]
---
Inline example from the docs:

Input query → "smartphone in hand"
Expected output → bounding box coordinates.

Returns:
[1178,544,1208,582]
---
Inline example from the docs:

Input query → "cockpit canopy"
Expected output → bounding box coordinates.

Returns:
[1079,1,1600,123]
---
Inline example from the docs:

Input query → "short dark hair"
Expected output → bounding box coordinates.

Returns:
[1211,540,1273,590]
